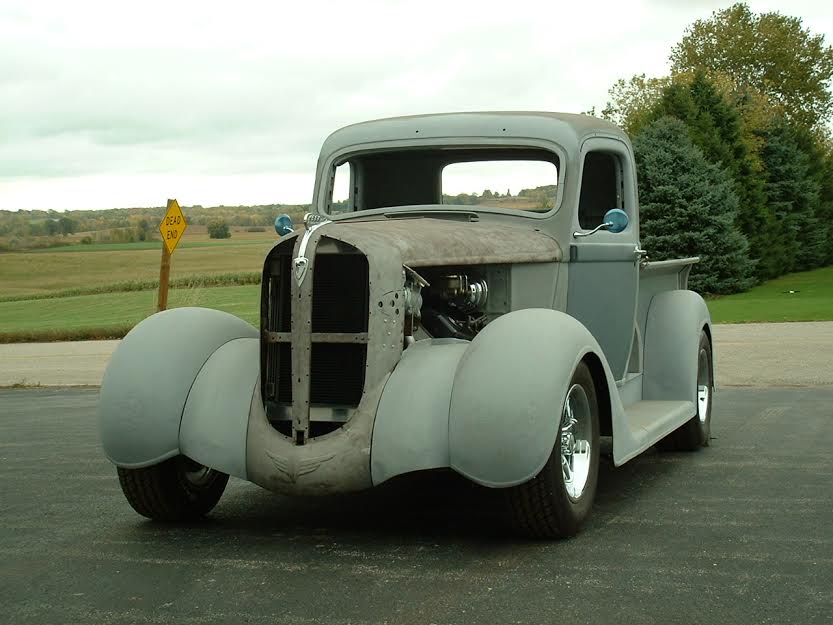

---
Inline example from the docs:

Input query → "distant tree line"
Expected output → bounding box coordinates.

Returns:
[593,2,833,293]
[0,204,308,251]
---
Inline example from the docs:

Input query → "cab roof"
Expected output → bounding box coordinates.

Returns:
[319,111,630,159]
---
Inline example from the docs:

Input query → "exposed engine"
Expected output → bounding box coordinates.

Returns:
[402,265,502,343]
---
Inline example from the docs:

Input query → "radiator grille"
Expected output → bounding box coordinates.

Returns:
[312,254,369,333]
[310,343,366,406]
[269,255,292,332]
[310,252,369,408]
[264,253,292,405]
[265,343,292,404]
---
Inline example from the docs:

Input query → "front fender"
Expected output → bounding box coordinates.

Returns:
[449,308,612,488]
[98,307,257,468]
[371,338,470,485]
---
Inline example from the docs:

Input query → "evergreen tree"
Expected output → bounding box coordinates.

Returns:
[645,72,774,279]
[634,117,754,294]
[759,120,825,272]
[818,146,833,265]
[789,127,833,268]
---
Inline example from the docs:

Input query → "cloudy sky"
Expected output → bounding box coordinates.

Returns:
[2,0,832,211]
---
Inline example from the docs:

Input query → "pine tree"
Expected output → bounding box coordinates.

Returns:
[646,72,774,279]
[634,117,754,294]
[759,120,825,272]
[817,146,833,265]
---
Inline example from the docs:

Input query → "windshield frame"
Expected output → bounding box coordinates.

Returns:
[315,137,567,221]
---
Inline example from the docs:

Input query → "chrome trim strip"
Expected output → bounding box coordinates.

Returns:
[293,221,331,286]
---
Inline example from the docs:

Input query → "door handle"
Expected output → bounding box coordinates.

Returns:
[635,247,648,268]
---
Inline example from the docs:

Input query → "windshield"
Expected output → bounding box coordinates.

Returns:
[327,147,559,215]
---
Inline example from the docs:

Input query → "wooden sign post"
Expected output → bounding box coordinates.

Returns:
[157,199,187,312]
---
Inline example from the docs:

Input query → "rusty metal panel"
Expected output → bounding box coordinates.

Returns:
[316,219,560,267]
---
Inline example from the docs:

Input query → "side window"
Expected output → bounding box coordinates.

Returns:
[578,152,622,229]
[330,162,352,213]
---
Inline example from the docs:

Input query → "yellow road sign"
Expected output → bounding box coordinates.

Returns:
[159,199,187,254]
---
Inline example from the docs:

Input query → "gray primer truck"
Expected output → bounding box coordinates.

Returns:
[100,112,714,538]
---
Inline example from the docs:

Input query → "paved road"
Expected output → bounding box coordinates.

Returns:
[1,388,831,625]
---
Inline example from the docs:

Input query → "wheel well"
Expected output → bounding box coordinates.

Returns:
[702,323,715,388]
[582,352,612,437]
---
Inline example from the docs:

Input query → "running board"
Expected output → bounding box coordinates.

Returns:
[615,400,696,465]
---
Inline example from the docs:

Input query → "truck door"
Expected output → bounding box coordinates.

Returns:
[566,138,640,381]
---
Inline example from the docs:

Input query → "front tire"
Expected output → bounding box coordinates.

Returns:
[116,456,229,521]
[505,361,600,538]
[657,331,713,451]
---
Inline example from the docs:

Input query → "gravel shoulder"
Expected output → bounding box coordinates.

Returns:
[712,321,833,387]
[0,322,831,387]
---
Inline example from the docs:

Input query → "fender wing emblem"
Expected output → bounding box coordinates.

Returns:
[266,450,335,484]
[293,257,309,285]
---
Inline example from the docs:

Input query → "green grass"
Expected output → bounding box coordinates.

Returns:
[707,266,833,323]
[0,285,260,342]
[0,272,261,303]
[24,239,272,253]
[0,239,274,298]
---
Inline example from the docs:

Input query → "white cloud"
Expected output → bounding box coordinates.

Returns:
[1,0,832,210]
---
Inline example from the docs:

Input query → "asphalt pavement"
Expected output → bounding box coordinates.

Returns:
[1,387,831,625]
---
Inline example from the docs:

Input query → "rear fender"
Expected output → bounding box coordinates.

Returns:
[643,290,712,403]
[98,307,258,469]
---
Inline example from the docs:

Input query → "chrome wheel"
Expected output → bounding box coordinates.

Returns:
[179,457,215,488]
[560,383,593,500]
[697,347,711,424]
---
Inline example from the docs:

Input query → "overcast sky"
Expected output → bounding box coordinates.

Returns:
[2,0,832,211]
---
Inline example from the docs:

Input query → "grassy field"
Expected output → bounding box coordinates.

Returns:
[0,236,274,298]
[0,284,260,341]
[707,265,833,323]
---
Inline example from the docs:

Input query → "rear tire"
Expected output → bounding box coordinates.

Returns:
[657,331,713,451]
[117,456,229,521]
[505,361,600,538]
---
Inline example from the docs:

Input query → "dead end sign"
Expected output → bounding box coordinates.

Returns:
[159,199,188,254]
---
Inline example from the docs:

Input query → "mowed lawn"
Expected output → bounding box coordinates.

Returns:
[707,266,833,323]
[0,236,274,298]
[0,285,260,336]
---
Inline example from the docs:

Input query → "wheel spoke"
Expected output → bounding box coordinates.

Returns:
[561,453,573,483]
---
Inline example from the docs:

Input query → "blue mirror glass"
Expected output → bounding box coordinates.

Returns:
[274,214,294,236]
[603,208,629,234]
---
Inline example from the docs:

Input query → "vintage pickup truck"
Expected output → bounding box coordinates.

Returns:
[100,112,714,538]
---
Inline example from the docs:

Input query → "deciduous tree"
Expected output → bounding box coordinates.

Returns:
[670,2,833,132]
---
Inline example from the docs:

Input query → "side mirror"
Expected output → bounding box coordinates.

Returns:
[573,208,629,238]
[604,208,629,233]
[274,214,294,236]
